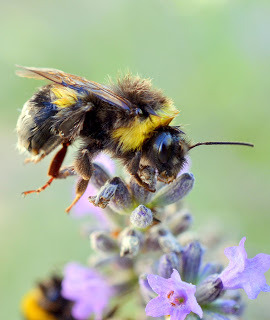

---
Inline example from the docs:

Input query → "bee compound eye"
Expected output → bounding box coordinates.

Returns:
[157,133,173,164]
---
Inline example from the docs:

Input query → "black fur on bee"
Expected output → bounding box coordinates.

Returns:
[37,277,74,320]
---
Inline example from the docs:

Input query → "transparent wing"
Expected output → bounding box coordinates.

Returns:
[16,65,133,112]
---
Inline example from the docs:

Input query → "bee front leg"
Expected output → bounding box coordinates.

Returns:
[22,142,70,196]
[126,151,156,193]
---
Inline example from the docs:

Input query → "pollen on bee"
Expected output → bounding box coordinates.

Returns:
[51,86,79,108]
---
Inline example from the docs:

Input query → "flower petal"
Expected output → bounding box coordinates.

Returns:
[62,262,112,319]
[170,308,189,320]
[187,295,203,318]
[170,269,182,282]
[220,237,270,299]
[147,274,173,295]
[223,237,247,272]
[72,300,93,320]
[249,253,270,273]
[145,296,171,317]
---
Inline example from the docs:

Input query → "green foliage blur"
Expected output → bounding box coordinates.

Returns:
[0,0,269,319]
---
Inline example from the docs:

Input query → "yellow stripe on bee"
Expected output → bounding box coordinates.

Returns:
[112,103,179,152]
[51,86,78,108]
[21,289,56,320]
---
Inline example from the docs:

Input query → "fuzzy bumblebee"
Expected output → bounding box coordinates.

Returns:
[21,277,74,320]
[16,66,253,212]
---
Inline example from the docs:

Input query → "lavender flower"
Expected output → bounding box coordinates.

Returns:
[21,152,270,320]
[220,237,270,299]
[61,262,113,320]
[145,269,203,320]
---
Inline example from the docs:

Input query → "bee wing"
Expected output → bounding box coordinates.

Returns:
[16,65,133,112]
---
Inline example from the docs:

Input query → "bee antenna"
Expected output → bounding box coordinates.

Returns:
[189,141,254,150]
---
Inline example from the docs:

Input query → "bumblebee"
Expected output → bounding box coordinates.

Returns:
[21,276,74,320]
[16,66,253,212]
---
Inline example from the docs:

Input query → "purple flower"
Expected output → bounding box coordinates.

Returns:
[61,262,113,320]
[220,237,270,299]
[72,153,116,224]
[145,269,203,320]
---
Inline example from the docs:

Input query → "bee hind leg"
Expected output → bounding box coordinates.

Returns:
[22,142,70,196]
[65,143,100,213]
[65,177,89,213]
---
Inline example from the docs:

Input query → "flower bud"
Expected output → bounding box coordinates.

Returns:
[211,299,244,316]
[158,230,182,253]
[166,211,193,235]
[158,252,181,279]
[223,290,241,302]
[130,205,153,229]
[144,225,163,251]
[150,173,194,207]
[182,241,203,283]
[109,177,132,213]
[114,256,134,269]
[200,263,223,281]
[202,312,231,320]
[90,231,117,253]
[91,163,110,189]
[89,180,117,208]
[195,274,223,304]
[120,236,140,257]
[130,181,152,204]
[139,274,156,303]
[89,177,132,211]
[119,228,143,257]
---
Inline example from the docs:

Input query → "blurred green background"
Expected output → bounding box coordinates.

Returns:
[1,0,269,319]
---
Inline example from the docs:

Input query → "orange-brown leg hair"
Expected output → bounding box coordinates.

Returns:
[65,178,89,213]
[22,142,70,196]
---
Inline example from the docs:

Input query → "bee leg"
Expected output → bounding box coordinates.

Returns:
[65,177,89,213]
[132,173,156,193]
[126,151,156,193]
[56,165,76,179]
[24,153,46,164]
[22,142,70,196]
[65,144,99,213]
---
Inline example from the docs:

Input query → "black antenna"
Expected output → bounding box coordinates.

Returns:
[189,141,254,150]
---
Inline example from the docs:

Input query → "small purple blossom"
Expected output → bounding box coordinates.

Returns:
[61,262,113,320]
[145,269,203,320]
[220,237,270,299]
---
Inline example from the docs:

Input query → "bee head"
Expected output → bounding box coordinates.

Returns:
[148,130,189,183]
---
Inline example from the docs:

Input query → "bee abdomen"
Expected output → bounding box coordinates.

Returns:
[16,85,62,157]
